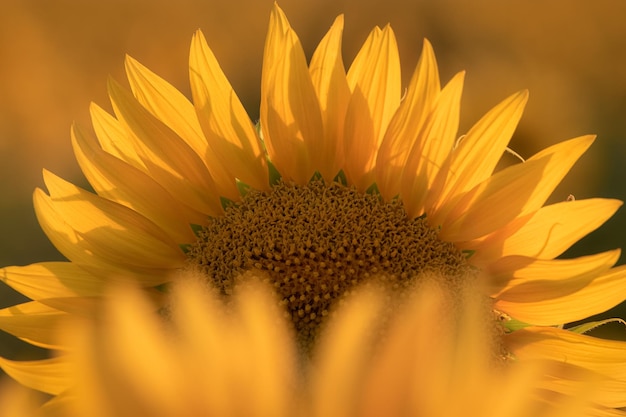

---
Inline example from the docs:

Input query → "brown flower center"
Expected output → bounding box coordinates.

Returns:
[187,179,481,349]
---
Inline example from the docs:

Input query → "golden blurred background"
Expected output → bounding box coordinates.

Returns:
[1,0,626,359]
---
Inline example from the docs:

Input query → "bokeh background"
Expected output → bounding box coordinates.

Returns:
[1,0,626,361]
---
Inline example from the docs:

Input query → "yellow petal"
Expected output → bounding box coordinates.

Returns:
[309,15,350,181]
[438,156,550,242]
[72,122,204,243]
[440,135,594,241]
[261,4,324,184]
[125,55,239,200]
[108,78,223,216]
[376,38,441,200]
[89,102,145,170]
[344,25,401,189]
[188,31,269,191]
[0,262,104,300]
[400,71,465,217]
[463,198,622,265]
[0,356,71,395]
[495,257,626,325]
[311,287,384,417]
[487,250,620,295]
[506,327,626,407]
[34,170,185,277]
[0,301,68,349]
[427,90,528,217]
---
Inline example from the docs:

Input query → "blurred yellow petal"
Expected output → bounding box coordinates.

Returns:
[310,287,384,417]
[189,31,269,191]
[0,262,104,304]
[261,3,324,183]
[0,357,71,396]
[72,122,204,243]
[309,15,350,181]
[344,25,401,189]
[506,327,626,408]
[0,302,68,349]
[377,38,441,201]
[108,78,223,216]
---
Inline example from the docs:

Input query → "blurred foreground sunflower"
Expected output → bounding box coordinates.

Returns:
[1,3,626,415]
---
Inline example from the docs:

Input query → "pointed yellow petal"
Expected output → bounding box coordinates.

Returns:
[72,122,204,243]
[495,257,626,325]
[188,31,269,191]
[344,25,401,189]
[439,136,594,240]
[125,55,240,199]
[90,102,145,170]
[108,78,223,216]
[520,135,595,210]
[400,71,464,217]
[506,327,626,407]
[488,250,620,295]
[377,39,441,200]
[0,301,68,349]
[0,356,71,395]
[428,91,528,217]
[309,15,350,181]
[0,262,104,301]
[34,170,185,274]
[261,4,324,183]
[463,198,622,265]
[438,156,550,241]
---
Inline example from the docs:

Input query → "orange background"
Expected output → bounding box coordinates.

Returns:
[1,0,626,358]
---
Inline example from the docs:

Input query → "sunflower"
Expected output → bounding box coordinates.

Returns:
[1,3,626,414]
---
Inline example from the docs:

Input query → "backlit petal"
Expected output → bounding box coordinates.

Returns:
[463,198,622,265]
[34,171,184,283]
[309,15,350,181]
[428,91,528,219]
[72,122,204,243]
[495,257,626,325]
[189,31,269,191]
[261,4,324,184]
[344,25,401,189]
[125,55,239,199]
[401,71,464,217]
[108,78,223,215]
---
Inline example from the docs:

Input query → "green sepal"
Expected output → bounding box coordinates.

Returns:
[567,318,626,335]
[220,196,236,210]
[267,159,282,186]
[309,171,323,183]
[462,249,476,259]
[236,179,252,197]
[366,182,380,195]
[190,223,204,237]
[179,243,192,254]
[334,170,347,186]
[502,318,532,333]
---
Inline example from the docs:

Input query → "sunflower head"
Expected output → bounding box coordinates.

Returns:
[1,3,626,415]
